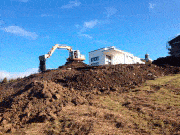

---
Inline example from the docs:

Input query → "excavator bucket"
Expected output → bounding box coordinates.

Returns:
[39,60,46,72]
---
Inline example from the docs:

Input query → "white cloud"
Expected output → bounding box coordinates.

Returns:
[0,71,11,81]
[78,33,92,39]
[0,68,38,81]
[84,20,99,28]
[61,0,81,9]
[149,3,156,9]
[41,14,52,17]
[77,19,99,39]
[75,24,80,28]
[2,26,38,40]
[105,7,117,18]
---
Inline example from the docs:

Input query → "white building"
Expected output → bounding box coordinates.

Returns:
[89,46,145,66]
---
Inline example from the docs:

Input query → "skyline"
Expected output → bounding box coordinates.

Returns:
[0,0,180,80]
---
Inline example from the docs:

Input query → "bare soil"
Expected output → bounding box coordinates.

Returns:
[0,62,180,134]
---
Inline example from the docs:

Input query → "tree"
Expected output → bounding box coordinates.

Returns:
[1,77,8,84]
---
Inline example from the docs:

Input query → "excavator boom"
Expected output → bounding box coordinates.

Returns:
[46,44,71,59]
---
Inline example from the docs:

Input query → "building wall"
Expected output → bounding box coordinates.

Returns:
[168,44,180,57]
[89,47,144,66]
[89,48,106,66]
[112,54,125,64]
[112,53,143,64]
[168,35,180,57]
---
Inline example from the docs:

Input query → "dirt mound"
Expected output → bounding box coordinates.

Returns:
[0,64,180,134]
[51,64,180,92]
[58,61,88,69]
[0,80,88,133]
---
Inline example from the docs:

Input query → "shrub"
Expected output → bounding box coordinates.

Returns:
[1,77,8,84]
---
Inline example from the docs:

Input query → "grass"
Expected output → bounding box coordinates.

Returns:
[145,74,180,85]
[98,74,180,134]
[170,77,180,88]
[150,88,180,106]
[99,95,151,133]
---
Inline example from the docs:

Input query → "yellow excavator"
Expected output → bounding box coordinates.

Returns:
[39,44,85,72]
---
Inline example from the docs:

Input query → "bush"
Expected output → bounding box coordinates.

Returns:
[1,77,8,84]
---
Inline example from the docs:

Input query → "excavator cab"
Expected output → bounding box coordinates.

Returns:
[68,50,85,62]
[69,50,83,60]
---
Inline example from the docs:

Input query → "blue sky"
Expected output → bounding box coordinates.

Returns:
[0,0,180,79]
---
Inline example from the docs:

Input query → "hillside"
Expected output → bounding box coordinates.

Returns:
[0,64,180,134]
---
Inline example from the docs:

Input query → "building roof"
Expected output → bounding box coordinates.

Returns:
[168,35,180,45]
[88,46,116,53]
[89,46,142,59]
[102,48,124,55]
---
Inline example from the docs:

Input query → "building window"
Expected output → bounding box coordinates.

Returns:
[106,55,111,60]
[91,56,99,62]
[91,62,99,66]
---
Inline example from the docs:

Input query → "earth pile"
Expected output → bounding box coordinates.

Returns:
[0,64,180,134]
